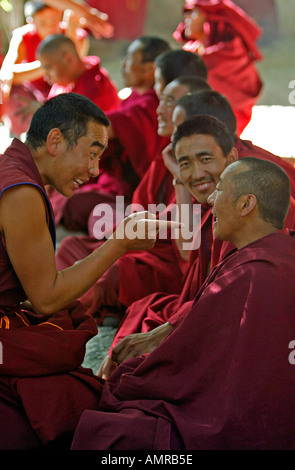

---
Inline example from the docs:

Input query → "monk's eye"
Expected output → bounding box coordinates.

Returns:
[179,161,190,169]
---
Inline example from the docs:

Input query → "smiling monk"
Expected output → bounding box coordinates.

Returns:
[0,92,180,449]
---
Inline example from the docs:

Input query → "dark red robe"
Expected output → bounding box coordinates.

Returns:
[72,230,295,450]
[0,139,103,449]
[173,0,263,135]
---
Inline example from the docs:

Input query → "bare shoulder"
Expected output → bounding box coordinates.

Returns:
[0,184,47,232]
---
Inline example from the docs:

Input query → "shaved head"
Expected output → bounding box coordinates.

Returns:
[228,157,291,229]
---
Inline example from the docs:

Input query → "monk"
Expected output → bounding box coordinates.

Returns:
[98,108,295,377]
[0,93,180,449]
[56,76,211,325]
[173,0,263,135]
[72,157,295,450]
[13,33,119,125]
[49,35,171,232]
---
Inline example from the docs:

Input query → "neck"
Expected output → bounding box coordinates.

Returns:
[134,84,153,95]
[28,145,50,186]
[233,224,278,250]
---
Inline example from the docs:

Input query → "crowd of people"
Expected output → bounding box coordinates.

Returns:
[1,0,295,451]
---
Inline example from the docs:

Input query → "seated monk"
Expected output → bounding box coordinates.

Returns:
[98,108,295,378]
[0,93,180,450]
[48,35,171,232]
[55,75,211,325]
[72,157,295,450]
[173,0,263,135]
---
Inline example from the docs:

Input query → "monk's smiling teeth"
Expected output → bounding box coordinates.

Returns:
[73,178,84,186]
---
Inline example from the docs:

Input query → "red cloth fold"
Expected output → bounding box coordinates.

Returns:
[72,230,295,450]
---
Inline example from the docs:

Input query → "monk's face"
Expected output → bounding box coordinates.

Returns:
[183,8,206,40]
[50,121,108,198]
[32,7,63,39]
[39,51,72,86]
[156,83,189,137]
[207,165,241,243]
[154,66,166,99]
[121,40,149,88]
[175,133,233,205]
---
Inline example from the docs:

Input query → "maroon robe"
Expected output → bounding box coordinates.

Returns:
[0,139,103,449]
[108,138,295,351]
[173,0,263,135]
[50,88,166,232]
[72,230,295,450]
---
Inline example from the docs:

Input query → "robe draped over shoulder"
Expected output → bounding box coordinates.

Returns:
[0,139,103,449]
[72,230,295,450]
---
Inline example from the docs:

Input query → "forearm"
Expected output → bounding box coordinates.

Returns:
[174,182,194,261]
[11,61,44,85]
[39,237,126,314]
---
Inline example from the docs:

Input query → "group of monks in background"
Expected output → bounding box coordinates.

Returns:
[1,0,295,451]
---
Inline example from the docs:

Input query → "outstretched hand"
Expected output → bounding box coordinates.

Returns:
[111,211,183,253]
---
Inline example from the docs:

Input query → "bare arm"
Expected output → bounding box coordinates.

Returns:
[0,185,180,315]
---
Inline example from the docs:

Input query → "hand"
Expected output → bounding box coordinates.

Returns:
[111,322,175,365]
[111,211,183,252]
[162,143,180,179]
[81,8,114,39]
[96,354,117,379]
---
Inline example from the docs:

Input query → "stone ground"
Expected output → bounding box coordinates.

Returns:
[0,7,294,373]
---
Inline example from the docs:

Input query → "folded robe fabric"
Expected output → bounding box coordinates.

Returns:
[72,230,295,450]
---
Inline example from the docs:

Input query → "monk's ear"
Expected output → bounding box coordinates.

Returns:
[238,193,257,217]
[226,147,239,166]
[46,128,62,156]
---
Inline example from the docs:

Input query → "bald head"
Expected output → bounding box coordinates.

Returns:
[227,157,291,230]
[37,34,79,58]
[37,34,83,85]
